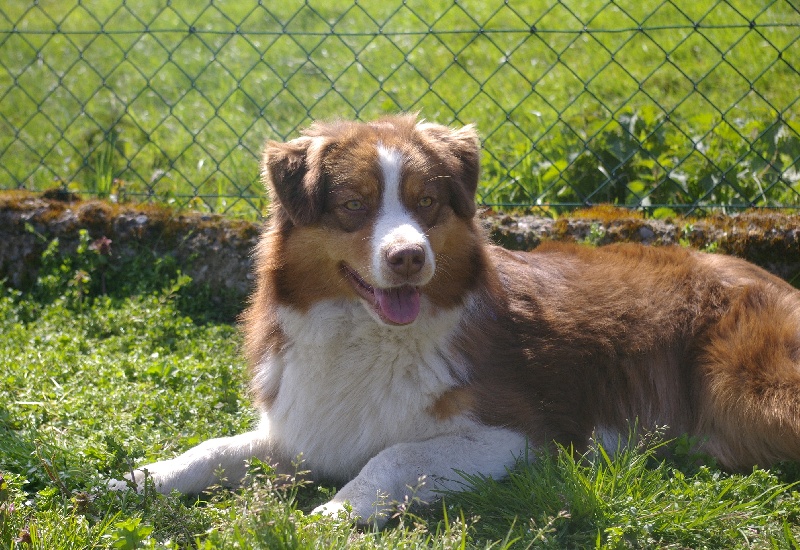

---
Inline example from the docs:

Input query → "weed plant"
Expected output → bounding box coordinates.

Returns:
[2,240,800,547]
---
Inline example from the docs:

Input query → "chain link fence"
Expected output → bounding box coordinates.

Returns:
[1,1,799,217]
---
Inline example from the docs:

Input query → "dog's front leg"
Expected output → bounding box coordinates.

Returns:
[109,429,276,495]
[312,425,528,527]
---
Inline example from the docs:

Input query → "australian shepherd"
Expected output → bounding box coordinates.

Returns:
[115,114,800,525]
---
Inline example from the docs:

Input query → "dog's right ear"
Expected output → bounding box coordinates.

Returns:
[261,136,328,227]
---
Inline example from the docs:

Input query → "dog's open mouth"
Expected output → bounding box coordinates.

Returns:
[342,264,421,325]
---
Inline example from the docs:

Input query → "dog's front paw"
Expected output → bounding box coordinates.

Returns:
[107,474,140,493]
[107,461,176,494]
[311,500,350,519]
[311,497,390,528]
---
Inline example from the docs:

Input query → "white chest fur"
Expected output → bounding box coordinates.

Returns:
[257,298,473,481]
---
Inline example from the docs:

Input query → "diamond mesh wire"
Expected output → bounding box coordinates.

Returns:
[1,1,798,216]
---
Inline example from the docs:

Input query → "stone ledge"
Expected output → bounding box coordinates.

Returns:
[0,191,260,300]
[2,192,799,307]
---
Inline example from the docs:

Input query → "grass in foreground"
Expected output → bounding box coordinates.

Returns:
[2,271,800,548]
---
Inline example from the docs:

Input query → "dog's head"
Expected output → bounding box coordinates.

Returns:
[261,114,482,325]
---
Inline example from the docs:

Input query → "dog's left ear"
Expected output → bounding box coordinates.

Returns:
[261,136,328,227]
[416,122,481,218]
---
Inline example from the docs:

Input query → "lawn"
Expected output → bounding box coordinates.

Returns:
[1,0,799,213]
[2,226,800,548]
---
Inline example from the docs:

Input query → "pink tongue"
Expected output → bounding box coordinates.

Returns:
[374,286,421,325]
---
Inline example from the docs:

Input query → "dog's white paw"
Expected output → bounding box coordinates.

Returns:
[311,497,390,528]
[107,476,136,492]
[107,461,176,494]
[312,500,349,519]
[107,468,154,493]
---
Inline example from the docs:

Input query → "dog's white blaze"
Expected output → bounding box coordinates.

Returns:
[378,144,403,197]
[371,144,435,287]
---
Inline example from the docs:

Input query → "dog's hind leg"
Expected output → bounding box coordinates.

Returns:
[695,285,800,470]
[109,429,276,495]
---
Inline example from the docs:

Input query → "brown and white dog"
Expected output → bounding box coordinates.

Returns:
[114,114,800,525]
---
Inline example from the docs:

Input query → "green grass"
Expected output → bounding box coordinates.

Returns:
[1,1,799,215]
[3,230,800,548]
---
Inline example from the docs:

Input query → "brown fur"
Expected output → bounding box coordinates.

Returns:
[462,242,800,469]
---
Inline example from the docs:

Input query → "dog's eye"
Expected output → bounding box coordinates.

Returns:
[344,199,364,211]
[418,196,434,208]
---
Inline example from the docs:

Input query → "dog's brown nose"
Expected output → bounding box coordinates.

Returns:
[386,244,425,277]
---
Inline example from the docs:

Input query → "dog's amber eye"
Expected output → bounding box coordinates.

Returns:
[344,199,364,211]
[418,196,433,208]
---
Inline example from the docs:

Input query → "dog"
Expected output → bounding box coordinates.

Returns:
[113,114,800,526]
